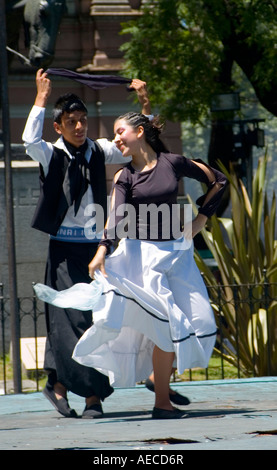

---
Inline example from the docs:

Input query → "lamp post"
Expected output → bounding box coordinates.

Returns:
[128,0,142,8]
[211,93,265,199]
[0,0,22,393]
[232,119,265,199]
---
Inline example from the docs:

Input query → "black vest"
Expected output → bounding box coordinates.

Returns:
[31,140,107,236]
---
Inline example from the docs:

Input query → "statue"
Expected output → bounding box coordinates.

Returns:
[6,0,66,68]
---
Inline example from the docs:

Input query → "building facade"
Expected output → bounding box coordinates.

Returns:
[0,0,182,300]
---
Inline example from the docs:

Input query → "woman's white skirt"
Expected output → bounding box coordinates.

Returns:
[34,237,216,387]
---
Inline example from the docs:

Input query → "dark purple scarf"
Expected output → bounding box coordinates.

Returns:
[46,68,132,90]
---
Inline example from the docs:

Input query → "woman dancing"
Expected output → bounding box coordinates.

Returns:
[35,112,227,419]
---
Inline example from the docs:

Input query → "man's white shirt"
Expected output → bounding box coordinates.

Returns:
[22,105,131,241]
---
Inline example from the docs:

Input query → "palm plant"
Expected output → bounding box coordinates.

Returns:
[191,155,277,376]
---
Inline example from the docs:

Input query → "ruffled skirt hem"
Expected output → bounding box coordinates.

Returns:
[35,238,216,387]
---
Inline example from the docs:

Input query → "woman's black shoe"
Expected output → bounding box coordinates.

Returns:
[145,378,190,406]
[152,407,187,419]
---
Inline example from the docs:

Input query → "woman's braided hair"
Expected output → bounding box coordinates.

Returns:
[115,112,169,153]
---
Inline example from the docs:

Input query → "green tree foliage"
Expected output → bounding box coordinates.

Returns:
[121,0,277,123]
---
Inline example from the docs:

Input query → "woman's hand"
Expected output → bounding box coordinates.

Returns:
[191,213,208,238]
[88,245,108,279]
[130,78,151,115]
[182,213,207,240]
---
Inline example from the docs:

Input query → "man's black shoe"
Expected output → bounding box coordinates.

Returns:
[82,403,103,419]
[43,383,78,418]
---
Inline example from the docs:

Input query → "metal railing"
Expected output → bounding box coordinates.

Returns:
[1,279,277,394]
[0,283,45,394]
[206,277,277,379]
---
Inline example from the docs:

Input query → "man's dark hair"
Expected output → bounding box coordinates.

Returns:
[53,93,88,123]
